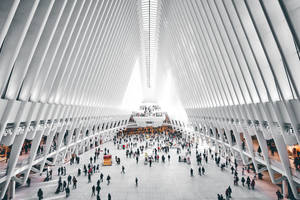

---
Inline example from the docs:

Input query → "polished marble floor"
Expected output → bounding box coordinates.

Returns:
[15,139,277,200]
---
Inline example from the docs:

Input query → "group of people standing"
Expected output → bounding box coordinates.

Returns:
[35,131,285,200]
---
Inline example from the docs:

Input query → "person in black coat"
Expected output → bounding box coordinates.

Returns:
[37,188,43,200]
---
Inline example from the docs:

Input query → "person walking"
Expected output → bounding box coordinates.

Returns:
[108,193,111,200]
[198,167,202,176]
[121,166,125,174]
[96,184,101,195]
[227,186,232,198]
[276,189,283,200]
[231,166,234,174]
[63,181,67,191]
[37,188,43,200]
[65,186,70,198]
[190,168,194,176]
[225,188,230,199]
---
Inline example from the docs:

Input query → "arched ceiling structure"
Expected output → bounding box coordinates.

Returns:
[1,0,300,198]
[0,0,140,108]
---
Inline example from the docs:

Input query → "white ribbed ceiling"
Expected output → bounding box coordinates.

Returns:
[0,0,300,114]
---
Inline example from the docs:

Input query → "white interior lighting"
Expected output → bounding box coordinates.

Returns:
[122,60,143,111]
[158,69,188,122]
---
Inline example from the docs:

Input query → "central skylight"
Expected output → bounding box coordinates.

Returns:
[138,0,161,88]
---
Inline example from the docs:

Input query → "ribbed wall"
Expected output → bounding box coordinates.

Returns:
[0,0,140,197]
[159,0,300,198]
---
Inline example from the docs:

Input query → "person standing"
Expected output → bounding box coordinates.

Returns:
[58,177,62,191]
[63,181,67,191]
[246,176,251,189]
[100,173,104,182]
[72,176,77,189]
[241,177,245,187]
[135,177,138,186]
[92,185,95,196]
[58,167,61,176]
[84,165,87,176]
[276,189,283,200]
[67,175,72,185]
[107,175,111,185]
[251,179,255,190]
[26,177,31,187]
[108,193,111,200]
[49,169,53,180]
[88,173,91,183]
[190,168,193,176]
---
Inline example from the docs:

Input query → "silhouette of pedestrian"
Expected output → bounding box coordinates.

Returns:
[88,173,91,183]
[65,186,70,198]
[107,175,111,185]
[92,185,95,196]
[135,177,138,186]
[37,188,43,200]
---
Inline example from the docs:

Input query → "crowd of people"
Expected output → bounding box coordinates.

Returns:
[33,130,284,200]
